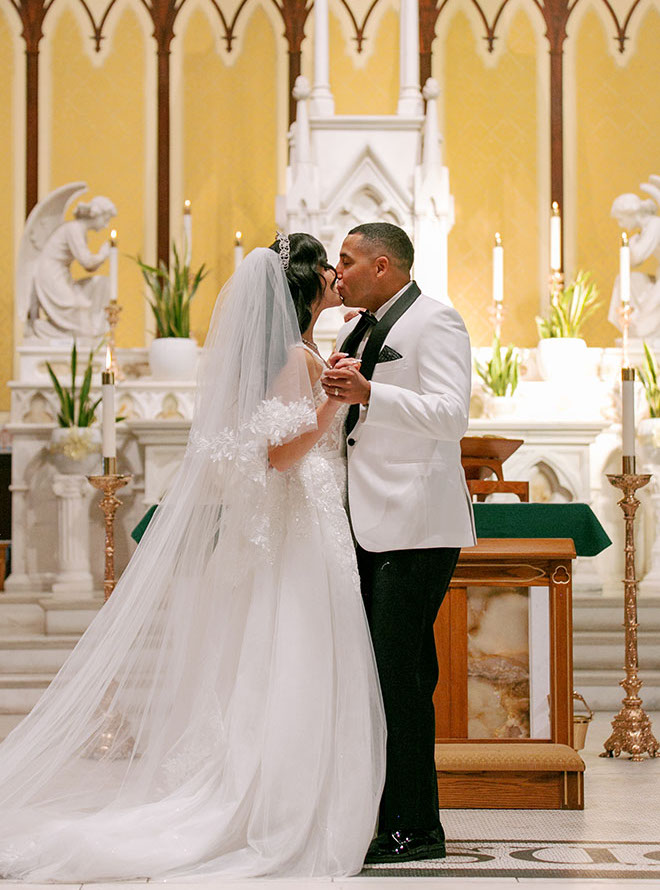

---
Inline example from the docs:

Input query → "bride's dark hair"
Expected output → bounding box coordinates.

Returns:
[269,233,336,334]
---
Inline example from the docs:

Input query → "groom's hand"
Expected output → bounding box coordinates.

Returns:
[326,351,348,369]
[321,364,371,406]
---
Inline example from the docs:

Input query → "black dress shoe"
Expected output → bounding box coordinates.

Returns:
[364,826,447,865]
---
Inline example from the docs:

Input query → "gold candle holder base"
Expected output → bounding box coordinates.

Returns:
[87,472,132,601]
[601,471,659,761]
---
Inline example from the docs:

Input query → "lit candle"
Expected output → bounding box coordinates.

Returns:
[492,232,503,304]
[620,232,631,304]
[183,200,192,266]
[550,201,562,272]
[102,345,116,474]
[234,231,244,271]
[621,367,636,467]
[109,229,118,303]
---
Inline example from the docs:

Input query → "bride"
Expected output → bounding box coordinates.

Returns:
[0,234,386,881]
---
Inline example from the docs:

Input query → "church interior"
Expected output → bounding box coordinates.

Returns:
[1,0,660,883]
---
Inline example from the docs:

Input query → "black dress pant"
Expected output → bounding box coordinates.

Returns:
[357,545,460,833]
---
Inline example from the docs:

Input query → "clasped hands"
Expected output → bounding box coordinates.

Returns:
[321,354,371,406]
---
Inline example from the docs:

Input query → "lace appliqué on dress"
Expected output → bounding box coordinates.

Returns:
[187,396,315,483]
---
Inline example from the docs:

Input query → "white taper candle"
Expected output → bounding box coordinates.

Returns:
[102,345,116,462]
[550,201,561,272]
[621,367,635,459]
[493,232,503,304]
[620,232,631,304]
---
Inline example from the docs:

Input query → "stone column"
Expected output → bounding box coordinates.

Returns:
[51,474,95,597]
[309,0,335,116]
[397,0,423,116]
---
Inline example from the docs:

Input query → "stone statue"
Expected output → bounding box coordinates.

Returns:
[17,182,117,340]
[608,175,660,340]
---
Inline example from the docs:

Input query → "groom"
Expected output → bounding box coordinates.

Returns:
[321,223,476,865]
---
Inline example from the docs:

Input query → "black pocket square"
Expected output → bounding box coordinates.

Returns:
[377,346,403,363]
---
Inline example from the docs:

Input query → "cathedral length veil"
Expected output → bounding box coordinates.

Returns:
[0,248,386,881]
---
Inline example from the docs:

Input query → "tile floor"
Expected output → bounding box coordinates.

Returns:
[1,713,658,890]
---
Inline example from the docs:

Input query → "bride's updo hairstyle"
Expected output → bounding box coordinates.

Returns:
[269,233,336,334]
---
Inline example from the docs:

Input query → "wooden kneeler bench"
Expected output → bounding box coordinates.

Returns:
[435,743,585,810]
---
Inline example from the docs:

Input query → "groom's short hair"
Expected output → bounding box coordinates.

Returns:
[348,223,414,273]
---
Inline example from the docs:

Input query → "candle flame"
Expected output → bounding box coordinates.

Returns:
[235,231,242,242]
[110,229,117,246]
[494,232,502,246]
[621,231,629,246]
[105,345,112,371]
[183,199,191,213]
[551,201,560,215]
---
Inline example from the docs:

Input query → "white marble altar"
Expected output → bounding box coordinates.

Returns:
[277,0,453,353]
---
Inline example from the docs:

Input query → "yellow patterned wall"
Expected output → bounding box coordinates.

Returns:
[4,0,660,413]
[182,5,278,340]
[0,10,14,411]
[48,3,148,348]
[574,6,660,347]
[441,7,540,348]
[329,4,399,115]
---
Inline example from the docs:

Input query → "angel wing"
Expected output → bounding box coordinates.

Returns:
[640,174,660,211]
[16,181,88,325]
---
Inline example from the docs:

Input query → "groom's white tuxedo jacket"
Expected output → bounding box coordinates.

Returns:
[338,284,476,553]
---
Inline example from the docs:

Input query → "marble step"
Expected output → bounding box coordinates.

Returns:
[0,594,46,635]
[0,593,104,636]
[573,630,660,670]
[0,672,52,716]
[573,668,660,711]
[0,634,78,673]
[572,594,660,632]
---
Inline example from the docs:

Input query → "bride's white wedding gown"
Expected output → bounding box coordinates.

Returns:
[0,254,386,881]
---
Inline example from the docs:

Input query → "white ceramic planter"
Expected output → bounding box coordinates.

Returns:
[49,426,102,475]
[536,337,588,384]
[149,337,198,381]
[488,394,516,418]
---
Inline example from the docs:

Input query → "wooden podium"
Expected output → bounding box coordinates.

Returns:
[434,537,585,810]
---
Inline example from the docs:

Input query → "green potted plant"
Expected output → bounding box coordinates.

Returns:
[474,335,521,417]
[135,243,208,380]
[535,270,600,383]
[638,341,660,465]
[46,342,102,474]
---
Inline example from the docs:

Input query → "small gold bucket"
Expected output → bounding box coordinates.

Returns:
[573,691,593,751]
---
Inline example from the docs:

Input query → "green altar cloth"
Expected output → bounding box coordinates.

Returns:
[472,502,610,557]
[132,501,610,557]
[131,504,157,543]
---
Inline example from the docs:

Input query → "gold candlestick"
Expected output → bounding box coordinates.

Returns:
[601,469,659,761]
[87,471,132,601]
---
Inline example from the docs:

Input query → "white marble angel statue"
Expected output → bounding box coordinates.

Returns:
[17,182,117,340]
[608,175,660,340]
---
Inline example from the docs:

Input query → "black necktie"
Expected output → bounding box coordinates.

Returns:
[339,310,378,358]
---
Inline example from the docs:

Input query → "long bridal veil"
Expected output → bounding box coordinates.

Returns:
[0,248,385,881]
